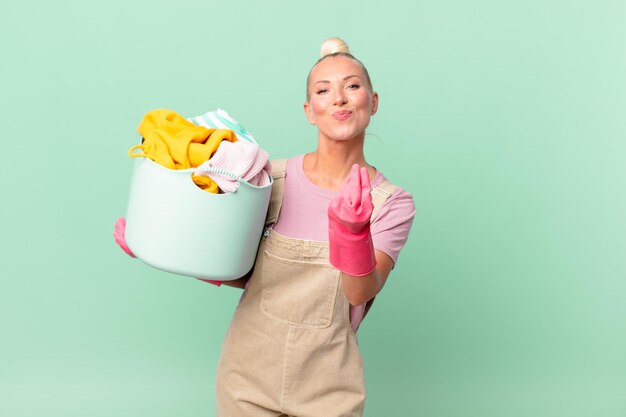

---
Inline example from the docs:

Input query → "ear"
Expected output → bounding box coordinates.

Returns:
[370,91,379,116]
[304,102,317,125]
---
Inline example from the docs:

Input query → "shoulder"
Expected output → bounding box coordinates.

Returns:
[269,155,299,179]
[374,189,415,232]
[270,155,304,177]
[371,173,415,221]
[369,174,415,264]
[270,155,303,166]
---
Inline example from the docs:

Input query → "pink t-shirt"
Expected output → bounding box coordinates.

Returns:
[272,155,415,330]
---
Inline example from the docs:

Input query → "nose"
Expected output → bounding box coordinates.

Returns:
[333,89,348,105]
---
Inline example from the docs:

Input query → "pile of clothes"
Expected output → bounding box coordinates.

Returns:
[129,109,271,193]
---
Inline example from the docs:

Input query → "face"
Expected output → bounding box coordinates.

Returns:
[304,56,378,142]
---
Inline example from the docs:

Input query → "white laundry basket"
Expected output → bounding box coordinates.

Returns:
[124,157,272,280]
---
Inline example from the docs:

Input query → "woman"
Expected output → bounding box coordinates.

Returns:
[213,39,415,417]
[115,38,415,416]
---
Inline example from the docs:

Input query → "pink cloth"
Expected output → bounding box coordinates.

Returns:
[194,140,271,193]
[273,155,415,331]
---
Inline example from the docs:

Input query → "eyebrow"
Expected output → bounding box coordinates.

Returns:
[314,75,361,85]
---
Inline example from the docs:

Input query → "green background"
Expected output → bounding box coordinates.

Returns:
[2,1,625,416]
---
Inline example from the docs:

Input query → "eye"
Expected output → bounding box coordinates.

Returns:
[316,88,329,95]
[347,83,360,90]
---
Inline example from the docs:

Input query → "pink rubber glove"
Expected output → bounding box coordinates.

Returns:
[113,217,136,258]
[198,279,223,286]
[328,164,377,276]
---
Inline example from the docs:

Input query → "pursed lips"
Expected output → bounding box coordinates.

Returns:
[332,110,353,121]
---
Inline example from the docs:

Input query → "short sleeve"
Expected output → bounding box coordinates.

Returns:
[370,188,416,265]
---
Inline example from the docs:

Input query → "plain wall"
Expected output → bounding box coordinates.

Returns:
[1,1,625,416]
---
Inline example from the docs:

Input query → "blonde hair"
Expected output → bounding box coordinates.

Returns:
[306,37,373,101]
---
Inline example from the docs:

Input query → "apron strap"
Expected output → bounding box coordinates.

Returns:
[264,159,288,226]
[370,180,398,221]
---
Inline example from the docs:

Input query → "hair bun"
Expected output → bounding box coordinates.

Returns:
[320,37,350,57]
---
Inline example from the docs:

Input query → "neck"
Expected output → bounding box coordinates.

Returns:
[303,136,373,191]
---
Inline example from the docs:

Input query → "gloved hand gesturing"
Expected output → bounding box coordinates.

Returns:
[113,217,136,258]
[328,164,377,276]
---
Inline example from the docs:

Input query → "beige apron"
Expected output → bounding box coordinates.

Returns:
[216,160,397,417]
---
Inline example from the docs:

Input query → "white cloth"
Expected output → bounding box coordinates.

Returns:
[188,108,257,144]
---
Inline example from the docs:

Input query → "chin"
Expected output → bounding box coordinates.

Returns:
[336,133,363,142]
[326,130,361,142]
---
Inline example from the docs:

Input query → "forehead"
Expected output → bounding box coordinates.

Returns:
[309,56,365,81]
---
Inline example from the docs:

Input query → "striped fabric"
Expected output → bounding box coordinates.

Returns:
[188,108,256,144]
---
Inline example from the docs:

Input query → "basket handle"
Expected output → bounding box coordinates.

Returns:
[194,165,242,182]
[128,145,155,161]
[127,146,242,183]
